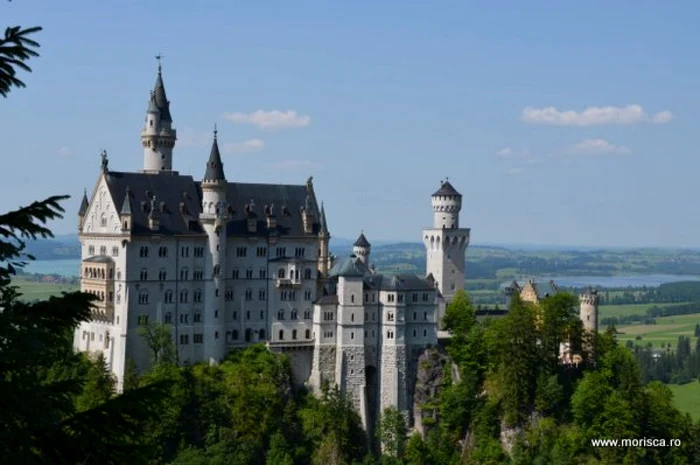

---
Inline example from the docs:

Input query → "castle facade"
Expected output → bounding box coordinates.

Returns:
[72,64,470,428]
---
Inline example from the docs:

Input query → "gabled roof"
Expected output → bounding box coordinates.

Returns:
[432,180,461,197]
[328,256,370,278]
[363,273,436,291]
[354,232,370,247]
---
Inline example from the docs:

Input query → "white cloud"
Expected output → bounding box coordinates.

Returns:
[521,105,673,126]
[222,110,311,130]
[58,147,71,156]
[267,159,320,170]
[496,147,531,160]
[177,127,211,147]
[569,138,632,155]
[222,139,264,154]
[506,167,523,176]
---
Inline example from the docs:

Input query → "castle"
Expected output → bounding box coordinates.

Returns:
[72,63,471,429]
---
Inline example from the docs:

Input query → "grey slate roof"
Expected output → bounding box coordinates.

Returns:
[315,295,339,305]
[432,180,461,197]
[120,187,132,215]
[363,273,435,291]
[105,171,204,235]
[83,255,114,264]
[328,256,370,277]
[147,92,160,114]
[153,72,172,122]
[353,232,371,248]
[203,137,226,182]
[104,170,322,238]
[78,190,89,216]
[219,182,321,237]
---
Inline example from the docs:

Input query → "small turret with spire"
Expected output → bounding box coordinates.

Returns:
[120,186,133,232]
[141,55,177,173]
[353,231,371,266]
[317,201,331,280]
[78,188,89,230]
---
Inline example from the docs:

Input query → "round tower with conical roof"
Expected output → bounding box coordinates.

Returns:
[353,231,371,266]
[199,128,228,364]
[579,287,600,361]
[422,179,471,328]
[141,61,177,172]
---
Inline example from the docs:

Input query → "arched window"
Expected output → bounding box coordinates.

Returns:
[305,329,311,339]
[292,329,297,340]
[259,329,266,340]
[279,330,284,340]
[351,294,355,303]
[232,330,239,340]
[278,268,285,279]
[304,268,312,280]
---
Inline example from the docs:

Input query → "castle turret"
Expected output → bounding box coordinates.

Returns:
[141,59,177,173]
[78,188,89,230]
[579,287,600,361]
[318,202,330,279]
[422,179,470,328]
[120,186,132,232]
[199,128,228,364]
[353,231,371,266]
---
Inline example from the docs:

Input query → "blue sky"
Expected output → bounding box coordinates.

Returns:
[3,1,699,247]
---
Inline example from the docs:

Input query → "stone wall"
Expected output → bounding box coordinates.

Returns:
[379,345,408,416]
[309,346,336,389]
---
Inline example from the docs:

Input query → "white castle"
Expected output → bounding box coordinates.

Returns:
[72,63,471,429]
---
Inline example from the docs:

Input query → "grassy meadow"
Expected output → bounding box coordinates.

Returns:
[669,382,700,421]
[615,313,700,348]
[11,276,79,301]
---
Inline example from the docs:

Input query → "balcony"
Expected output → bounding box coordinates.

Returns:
[275,278,302,289]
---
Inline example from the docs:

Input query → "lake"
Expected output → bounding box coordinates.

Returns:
[20,259,700,289]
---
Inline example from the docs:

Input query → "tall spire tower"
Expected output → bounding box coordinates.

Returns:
[141,55,177,173]
[422,179,470,327]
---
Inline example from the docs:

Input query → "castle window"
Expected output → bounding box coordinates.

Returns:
[165,312,172,324]
[398,294,404,303]
[164,290,173,303]
[159,269,167,281]
[194,289,202,303]
[213,265,220,275]
[259,329,266,340]
[351,332,354,340]
[100,214,107,227]
[138,291,149,305]
[88,245,95,255]
[233,311,237,320]
[100,245,107,255]
[193,269,203,280]
[292,329,297,340]
[194,313,201,323]
[294,269,299,281]
[303,310,311,319]
[259,289,266,300]
[194,334,203,344]
[158,246,168,258]
[587,315,590,321]
[364,293,368,303]
[413,329,416,337]
[245,329,252,342]
[276,247,286,258]
[179,314,188,324]
[179,334,189,345]
[109,268,114,279]
[424,312,428,321]
[232,329,239,340]
[236,247,247,257]
[372,294,375,303]
[112,246,119,257]
[246,267,253,279]
[194,246,204,258]
[278,309,285,320]
[179,290,188,303]
[137,315,148,325]
[140,269,148,281]
[139,246,149,258]
[387,294,395,303]
[351,313,355,322]
[108,291,113,302]
[245,288,253,301]
[413,312,417,320]
[260,310,264,320]
[412,293,418,302]
[256,246,267,257]
[225,289,234,301]
[232,269,239,279]
[180,268,189,280]
[304,268,312,280]
[295,247,305,258]
[279,330,284,340]
[278,268,285,279]
[351,295,355,303]
[259,268,267,279]
[387,331,394,339]
[304,289,312,301]
[387,312,394,322]
[423,329,427,337]
[305,329,311,339]
[422,293,429,302]
[246,310,250,320]
[291,309,298,320]
[215,310,218,318]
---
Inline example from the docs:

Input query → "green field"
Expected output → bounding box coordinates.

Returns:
[669,383,700,421]
[600,302,691,319]
[11,276,78,301]
[616,313,700,348]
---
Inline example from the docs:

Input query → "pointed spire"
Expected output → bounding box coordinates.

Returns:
[354,231,371,248]
[203,128,226,182]
[320,202,329,235]
[147,90,160,114]
[78,189,89,216]
[153,55,172,122]
[120,187,132,215]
